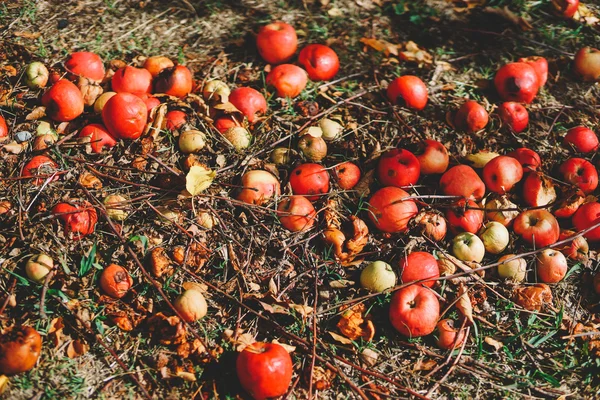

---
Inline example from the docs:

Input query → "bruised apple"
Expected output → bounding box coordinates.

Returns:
[334,161,361,190]
[229,87,267,123]
[573,47,600,82]
[111,66,152,96]
[415,139,449,175]
[497,254,527,282]
[572,202,600,242]
[377,148,420,188]
[414,211,447,241]
[154,65,193,98]
[564,126,599,153]
[368,187,418,233]
[277,195,316,232]
[237,170,281,206]
[143,55,174,78]
[437,319,467,350]
[267,64,307,98]
[174,288,208,322]
[289,163,329,201]
[65,51,105,82]
[558,158,598,194]
[518,56,548,87]
[446,199,484,234]
[78,123,117,153]
[494,62,539,104]
[507,147,541,171]
[454,100,488,133]
[99,264,133,299]
[557,230,589,261]
[498,102,529,133]
[482,155,523,194]
[298,44,339,81]
[536,249,567,283]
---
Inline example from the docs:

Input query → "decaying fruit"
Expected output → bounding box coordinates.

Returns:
[0,326,42,376]
[99,264,133,299]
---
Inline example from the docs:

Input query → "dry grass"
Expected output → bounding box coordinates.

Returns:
[1,0,600,399]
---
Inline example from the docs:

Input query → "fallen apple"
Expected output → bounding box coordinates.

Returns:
[360,260,396,293]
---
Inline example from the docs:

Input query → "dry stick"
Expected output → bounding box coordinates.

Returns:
[38,269,55,319]
[425,327,471,397]
[317,219,600,317]
[308,250,318,400]
[79,186,213,360]
[55,300,153,400]
[0,278,17,316]
[185,269,426,400]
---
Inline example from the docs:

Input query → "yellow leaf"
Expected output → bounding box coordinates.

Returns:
[185,165,215,196]
[360,37,399,57]
[328,331,353,344]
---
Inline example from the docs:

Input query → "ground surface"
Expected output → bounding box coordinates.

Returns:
[1,0,600,399]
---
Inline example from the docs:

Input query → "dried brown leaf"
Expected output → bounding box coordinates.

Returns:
[513,284,552,311]
[457,283,474,324]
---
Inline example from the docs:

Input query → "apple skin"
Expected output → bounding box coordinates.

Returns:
[574,47,600,82]
[506,147,541,171]
[452,232,485,263]
[256,22,298,65]
[386,76,428,110]
[564,126,599,153]
[446,199,484,234]
[554,190,585,219]
[454,100,488,133]
[414,211,447,241]
[229,87,267,123]
[415,139,449,175]
[594,273,600,295]
[557,230,589,261]
[553,0,579,18]
[478,221,510,254]
[389,285,440,337]
[334,162,361,190]
[437,319,467,350]
[367,187,418,233]
[236,342,293,400]
[360,261,397,293]
[498,102,529,133]
[497,254,527,282]
[111,66,152,96]
[298,44,339,81]
[277,196,316,232]
[536,249,568,283]
[494,62,539,104]
[377,148,420,188]
[558,157,598,194]
[236,170,281,206]
[513,209,560,248]
[439,165,486,201]
[399,251,440,288]
[482,155,523,194]
[522,171,556,208]
[266,64,308,98]
[289,163,330,202]
[572,202,600,242]
[41,79,85,122]
[297,134,327,162]
[518,56,548,87]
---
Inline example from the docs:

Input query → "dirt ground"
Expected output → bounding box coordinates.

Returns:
[1,0,600,399]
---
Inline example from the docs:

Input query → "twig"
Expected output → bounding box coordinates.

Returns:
[0,278,17,316]
[39,269,55,319]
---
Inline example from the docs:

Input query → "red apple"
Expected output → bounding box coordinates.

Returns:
[557,230,589,261]
[507,147,541,171]
[513,209,560,248]
[522,172,556,208]
[154,65,193,98]
[558,157,598,194]
[41,79,84,122]
[574,47,600,82]
[446,199,484,234]
[399,251,439,288]
[553,0,579,17]
[289,163,329,202]
[368,187,418,233]
[386,76,428,111]
[52,201,98,240]
[229,87,267,123]
[518,56,548,87]
[494,62,539,104]
[165,110,187,131]
[102,93,148,140]
[454,100,488,133]
[498,102,529,133]
[256,22,297,65]
[64,51,105,82]
[277,196,316,232]
[482,155,523,194]
[143,55,174,78]
[111,66,152,96]
[237,170,281,206]
[236,342,293,400]
[266,64,307,98]
[334,162,361,190]
[377,148,420,188]
[564,126,599,153]
[78,124,117,153]
[536,249,567,283]
[214,115,242,133]
[142,94,161,112]
[439,165,486,200]
[298,44,339,81]
[415,139,449,175]
[0,114,7,140]
[572,202,600,242]
[437,319,467,350]
[389,285,440,337]
[414,211,447,241]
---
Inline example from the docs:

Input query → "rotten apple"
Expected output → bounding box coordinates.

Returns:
[289,163,329,202]
[415,139,449,175]
[439,165,486,200]
[494,62,539,104]
[334,161,361,190]
[229,87,267,123]
[574,47,600,82]
[111,66,153,96]
[377,148,420,188]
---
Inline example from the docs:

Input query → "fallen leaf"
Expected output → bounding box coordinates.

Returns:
[465,151,500,168]
[67,339,89,358]
[175,370,196,382]
[289,303,314,317]
[305,366,336,391]
[185,165,215,196]
[457,283,474,324]
[484,336,504,351]
[513,284,552,311]
[413,358,437,371]
[360,37,399,57]
[399,41,433,65]
[328,330,353,344]
[25,106,46,121]
[360,348,379,366]
[329,279,355,289]
[272,339,296,353]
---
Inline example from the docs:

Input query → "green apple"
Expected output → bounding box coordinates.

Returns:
[360,261,396,292]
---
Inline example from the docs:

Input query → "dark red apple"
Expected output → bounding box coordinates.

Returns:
[377,148,420,188]
[494,62,539,104]
[498,102,529,133]
[439,165,486,200]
